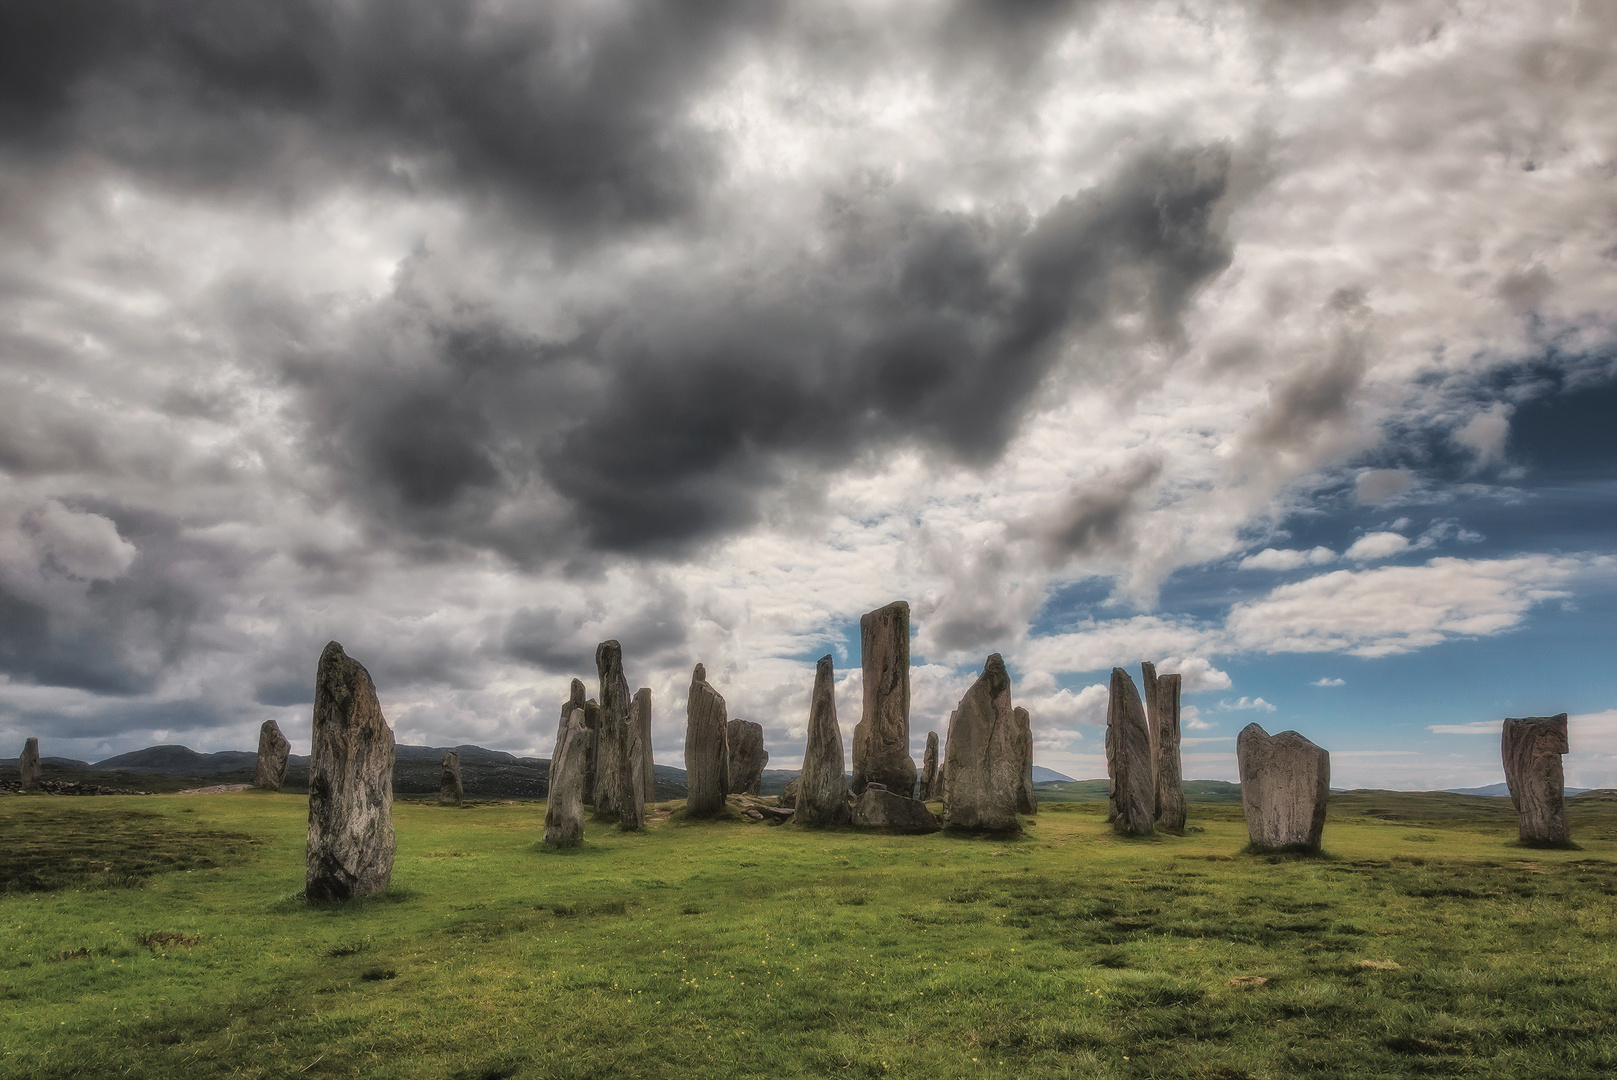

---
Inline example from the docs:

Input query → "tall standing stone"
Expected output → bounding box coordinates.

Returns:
[1141,661,1161,784]
[852,601,917,797]
[684,664,730,817]
[1013,706,1037,816]
[306,642,396,902]
[1502,714,1571,845]
[1236,723,1329,852]
[18,737,41,791]
[439,752,463,805]
[551,681,586,792]
[254,720,291,791]
[635,687,654,802]
[596,640,640,829]
[544,707,588,848]
[941,654,1021,833]
[1153,674,1186,832]
[1106,668,1154,836]
[796,654,850,827]
[727,719,769,795]
[919,731,939,801]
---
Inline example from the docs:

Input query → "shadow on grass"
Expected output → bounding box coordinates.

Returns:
[1240,843,1338,861]
[268,886,421,915]
[1507,838,1583,851]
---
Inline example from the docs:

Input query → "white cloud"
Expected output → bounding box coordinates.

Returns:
[1343,531,1411,562]
[1217,696,1275,712]
[1428,720,1499,735]
[1355,469,1415,505]
[1454,405,1512,464]
[1312,677,1345,687]
[1017,617,1222,677]
[1153,655,1232,693]
[1239,546,1335,571]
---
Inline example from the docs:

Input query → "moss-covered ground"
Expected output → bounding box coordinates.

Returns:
[4,790,1616,1079]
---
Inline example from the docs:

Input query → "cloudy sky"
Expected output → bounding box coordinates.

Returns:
[2,0,1614,789]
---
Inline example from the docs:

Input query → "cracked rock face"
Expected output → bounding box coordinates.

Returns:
[684,663,730,818]
[18,737,41,790]
[440,751,463,805]
[594,640,633,823]
[941,654,1022,834]
[796,654,849,827]
[851,785,940,833]
[544,707,588,849]
[727,719,769,796]
[1503,714,1570,845]
[635,688,654,804]
[1236,723,1329,852]
[1153,674,1186,833]
[852,601,917,798]
[919,731,939,801]
[306,641,396,902]
[1107,668,1155,837]
[254,720,291,791]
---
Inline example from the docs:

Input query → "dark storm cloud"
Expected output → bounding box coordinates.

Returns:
[503,589,689,675]
[1028,456,1165,565]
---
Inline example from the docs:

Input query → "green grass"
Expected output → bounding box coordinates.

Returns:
[4,792,1617,1079]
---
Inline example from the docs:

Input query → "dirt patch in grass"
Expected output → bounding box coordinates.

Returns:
[0,803,259,893]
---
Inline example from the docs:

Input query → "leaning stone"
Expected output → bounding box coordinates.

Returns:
[306,642,396,902]
[19,737,42,791]
[941,654,1021,833]
[1107,668,1155,836]
[596,640,642,830]
[1236,723,1329,852]
[439,751,463,805]
[1153,674,1186,833]
[684,663,730,817]
[727,719,769,795]
[779,777,801,809]
[544,707,588,848]
[1013,707,1037,816]
[851,786,941,833]
[635,687,654,803]
[253,721,291,791]
[796,654,850,827]
[919,731,939,801]
[1503,714,1571,845]
[852,601,917,797]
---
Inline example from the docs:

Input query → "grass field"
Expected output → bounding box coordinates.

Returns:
[4,790,1617,1079]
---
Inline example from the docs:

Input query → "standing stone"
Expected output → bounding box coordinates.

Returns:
[18,737,41,791]
[1236,723,1329,852]
[852,601,917,797]
[779,777,801,809]
[919,731,939,801]
[439,752,463,805]
[1153,674,1186,833]
[1141,661,1161,786]
[306,642,396,902]
[544,708,588,848]
[551,682,586,789]
[580,697,601,807]
[1107,668,1154,836]
[1013,706,1037,816]
[596,640,640,829]
[937,714,954,802]
[684,663,730,817]
[1503,714,1571,845]
[796,654,850,827]
[851,785,941,833]
[253,720,291,791]
[941,654,1022,833]
[727,719,769,795]
[635,687,654,803]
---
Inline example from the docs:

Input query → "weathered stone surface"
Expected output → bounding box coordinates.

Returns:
[580,696,600,807]
[635,687,654,802]
[919,731,939,801]
[941,654,1022,833]
[439,752,463,805]
[851,785,940,833]
[544,707,588,848]
[1153,674,1186,832]
[1107,668,1155,836]
[779,777,801,809]
[1503,714,1570,845]
[253,720,290,791]
[852,601,917,797]
[306,642,396,902]
[18,737,41,791]
[1141,661,1161,788]
[726,719,768,795]
[596,640,641,830]
[937,713,954,802]
[684,663,730,817]
[1236,723,1329,852]
[1013,706,1037,816]
[796,654,850,827]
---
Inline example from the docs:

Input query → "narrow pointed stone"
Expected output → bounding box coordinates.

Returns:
[1141,661,1161,810]
[919,731,939,801]
[18,737,41,791]
[1503,714,1570,845]
[852,601,917,797]
[941,654,1021,833]
[1106,668,1154,836]
[1236,723,1328,852]
[439,752,464,805]
[580,695,600,807]
[306,642,396,902]
[1013,706,1037,816]
[684,663,730,817]
[1154,674,1186,832]
[254,720,291,791]
[596,640,638,828]
[796,654,850,827]
[635,687,654,803]
[544,707,588,848]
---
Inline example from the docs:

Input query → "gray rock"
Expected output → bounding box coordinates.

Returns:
[1236,723,1329,852]
[438,751,463,805]
[1141,661,1161,787]
[726,719,769,795]
[253,720,291,791]
[919,731,939,801]
[937,714,954,801]
[684,663,730,817]
[1503,714,1570,845]
[851,786,940,833]
[796,654,850,826]
[596,640,641,830]
[852,601,917,797]
[779,777,801,809]
[18,737,41,791]
[635,687,654,802]
[580,697,601,807]
[941,654,1022,833]
[1013,706,1037,816]
[306,642,396,902]
[1153,674,1186,833]
[544,707,588,848]
[1106,668,1155,836]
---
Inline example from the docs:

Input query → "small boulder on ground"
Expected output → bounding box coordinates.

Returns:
[779,777,801,809]
[851,786,941,834]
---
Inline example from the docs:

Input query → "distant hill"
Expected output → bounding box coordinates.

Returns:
[93,745,262,774]
[1031,766,1075,783]
[1031,778,1244,804]
[1444,782,1590,798]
